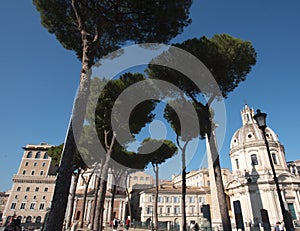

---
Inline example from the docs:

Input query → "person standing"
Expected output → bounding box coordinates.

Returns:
[113,218,118,231]
[274,221,281,231]
[125,217,130,230]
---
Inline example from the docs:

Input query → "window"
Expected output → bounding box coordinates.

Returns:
[165,197,170,203]
[251,154,258,165]
[134,176,138,180]
[24,195,27,200]
[43,152,48,159]
[189,197,195,203]
[35,152,41,159]
[20,203,26,210]
[190,206,195,214]
[42,162,46,167]
[31,170,35,175]
[35,187,39,192]
[158,196,163,203]
[199,197,204,203]
[207,180,210,186]
[22,170,26,175]
[174,206,180,214]
[39,203,44,210]
[174,197,179,203]
[30,203,35,210]
[288,203,297,220]
[26,151,32,158]
[40,171,44,176]
[42,196,46,200]
[167,207,171,214]
[33,162,37,167]
[140,176,144,181]
[147,207,153,214]
[146,177,150,181]
[235,159,239,169]
[159,207,163,214]
[272,153,278,165]
[25,162,29,166]
[36,216,42,223]
[44,187,48,192]
[26,187,30,192]
[11,203,16,209]
[17,187,21,191]
[33,195,37,200]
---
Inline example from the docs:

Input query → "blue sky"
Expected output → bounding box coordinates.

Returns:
[1,1,300,191]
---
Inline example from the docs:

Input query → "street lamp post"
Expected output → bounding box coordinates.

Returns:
[253,109,294,231]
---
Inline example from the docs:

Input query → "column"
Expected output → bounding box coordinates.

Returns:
[294,190,300,220]
[205,135,222,227]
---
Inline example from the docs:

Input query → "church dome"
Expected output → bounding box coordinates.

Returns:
[230,105,279,149]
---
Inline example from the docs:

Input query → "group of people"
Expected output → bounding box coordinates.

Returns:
[4,216,22,231]
[190,221,199,231]
[112,217,131,231]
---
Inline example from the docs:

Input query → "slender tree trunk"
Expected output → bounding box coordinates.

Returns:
[125,171,133,223]
[181,146,187,231]
[91,174,101,230]
[67,171,80,228]
[95,133,116,231]
[153,163,159,231]
[208,132,232,231]
[110,184,117,221]
[44,31,94,230]
[80,171,94,228]
[125,186,132,223]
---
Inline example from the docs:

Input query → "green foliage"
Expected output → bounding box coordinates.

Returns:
[33,0,192,63]
[48,143,87,171]
[164,99,201,141]
[48,144,64,166]
[138,138,178,165]
[149,34,257,98]
[93,73,157,146]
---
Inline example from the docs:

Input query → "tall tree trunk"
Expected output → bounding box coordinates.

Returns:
[153,163,159,231]
[91,174,101,230]
[67,170,80,228]
[80,171,94,228]
[44,29,94,230]
[208,132,232,231]
[125,171,133,223]
[110,184,117,221]
[181,145,188,231]
[96,177,108,230]
[95,132,116,231]
[125,186,132,223]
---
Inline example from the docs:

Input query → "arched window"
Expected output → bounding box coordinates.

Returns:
[43,152,48,159]
[251,154,258,165]
[35,152,41,159]
[26,216,32,223]
[26,151,32,158]
[272,153,278,165]
[36,216,42,223]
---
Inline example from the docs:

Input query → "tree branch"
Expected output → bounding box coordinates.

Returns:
[207,93,216,107]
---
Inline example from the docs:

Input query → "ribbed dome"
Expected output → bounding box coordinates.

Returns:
[230,105,279,149]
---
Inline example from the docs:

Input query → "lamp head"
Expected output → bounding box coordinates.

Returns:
[253,109,267,130]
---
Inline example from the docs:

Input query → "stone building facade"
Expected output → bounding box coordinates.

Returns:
[226,105,300,229]
[0,192,9,225]
[138,182,211,228]
[2,143,56,225]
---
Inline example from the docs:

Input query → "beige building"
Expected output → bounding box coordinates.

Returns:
[0,192,9,225]
[139,182,211,228]
[2,143,56,225]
